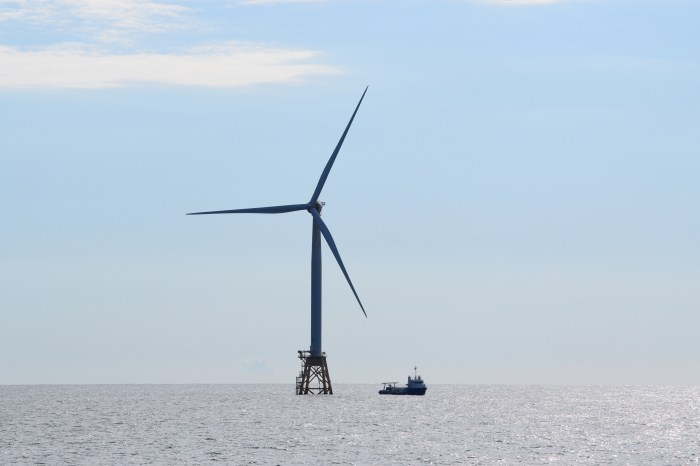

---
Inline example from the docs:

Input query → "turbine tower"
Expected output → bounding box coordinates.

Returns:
[188,87,368,394]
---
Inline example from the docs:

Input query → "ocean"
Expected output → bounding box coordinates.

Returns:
[1,384,698,464]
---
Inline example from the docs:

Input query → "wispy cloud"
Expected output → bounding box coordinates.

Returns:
[0,1,341,89]
[0,0,188,31]
[241,357,274,373]
[240,0,325,4]
[0,43,339,89]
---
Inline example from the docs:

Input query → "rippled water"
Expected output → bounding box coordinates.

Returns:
[1,384,699,464]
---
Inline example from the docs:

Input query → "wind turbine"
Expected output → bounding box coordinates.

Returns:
[188,87,369,394]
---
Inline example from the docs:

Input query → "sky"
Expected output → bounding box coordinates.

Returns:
[1,0,699,385]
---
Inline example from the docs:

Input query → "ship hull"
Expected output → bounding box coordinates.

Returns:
[378,387,427,396]
[406,386,427,395]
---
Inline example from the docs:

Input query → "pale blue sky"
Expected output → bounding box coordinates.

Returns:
[1,0,698,384]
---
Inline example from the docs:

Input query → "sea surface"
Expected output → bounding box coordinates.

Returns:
[1,384,698,465]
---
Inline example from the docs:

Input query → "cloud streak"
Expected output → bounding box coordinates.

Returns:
[1,0,192,47]
[0,1,341,89]
[0,0,188,30]
[0,43,339,89]
[0,0,189,29]
[240,0,325,4]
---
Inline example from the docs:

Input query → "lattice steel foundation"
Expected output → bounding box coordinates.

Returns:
[296,351,333,395]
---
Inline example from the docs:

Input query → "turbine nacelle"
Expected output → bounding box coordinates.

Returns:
[310,201,326,214]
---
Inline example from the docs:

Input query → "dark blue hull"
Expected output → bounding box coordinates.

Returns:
[406,387,427,395]
[378,387,427,395]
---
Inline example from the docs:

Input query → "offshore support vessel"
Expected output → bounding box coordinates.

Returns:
[379,367,427,396]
